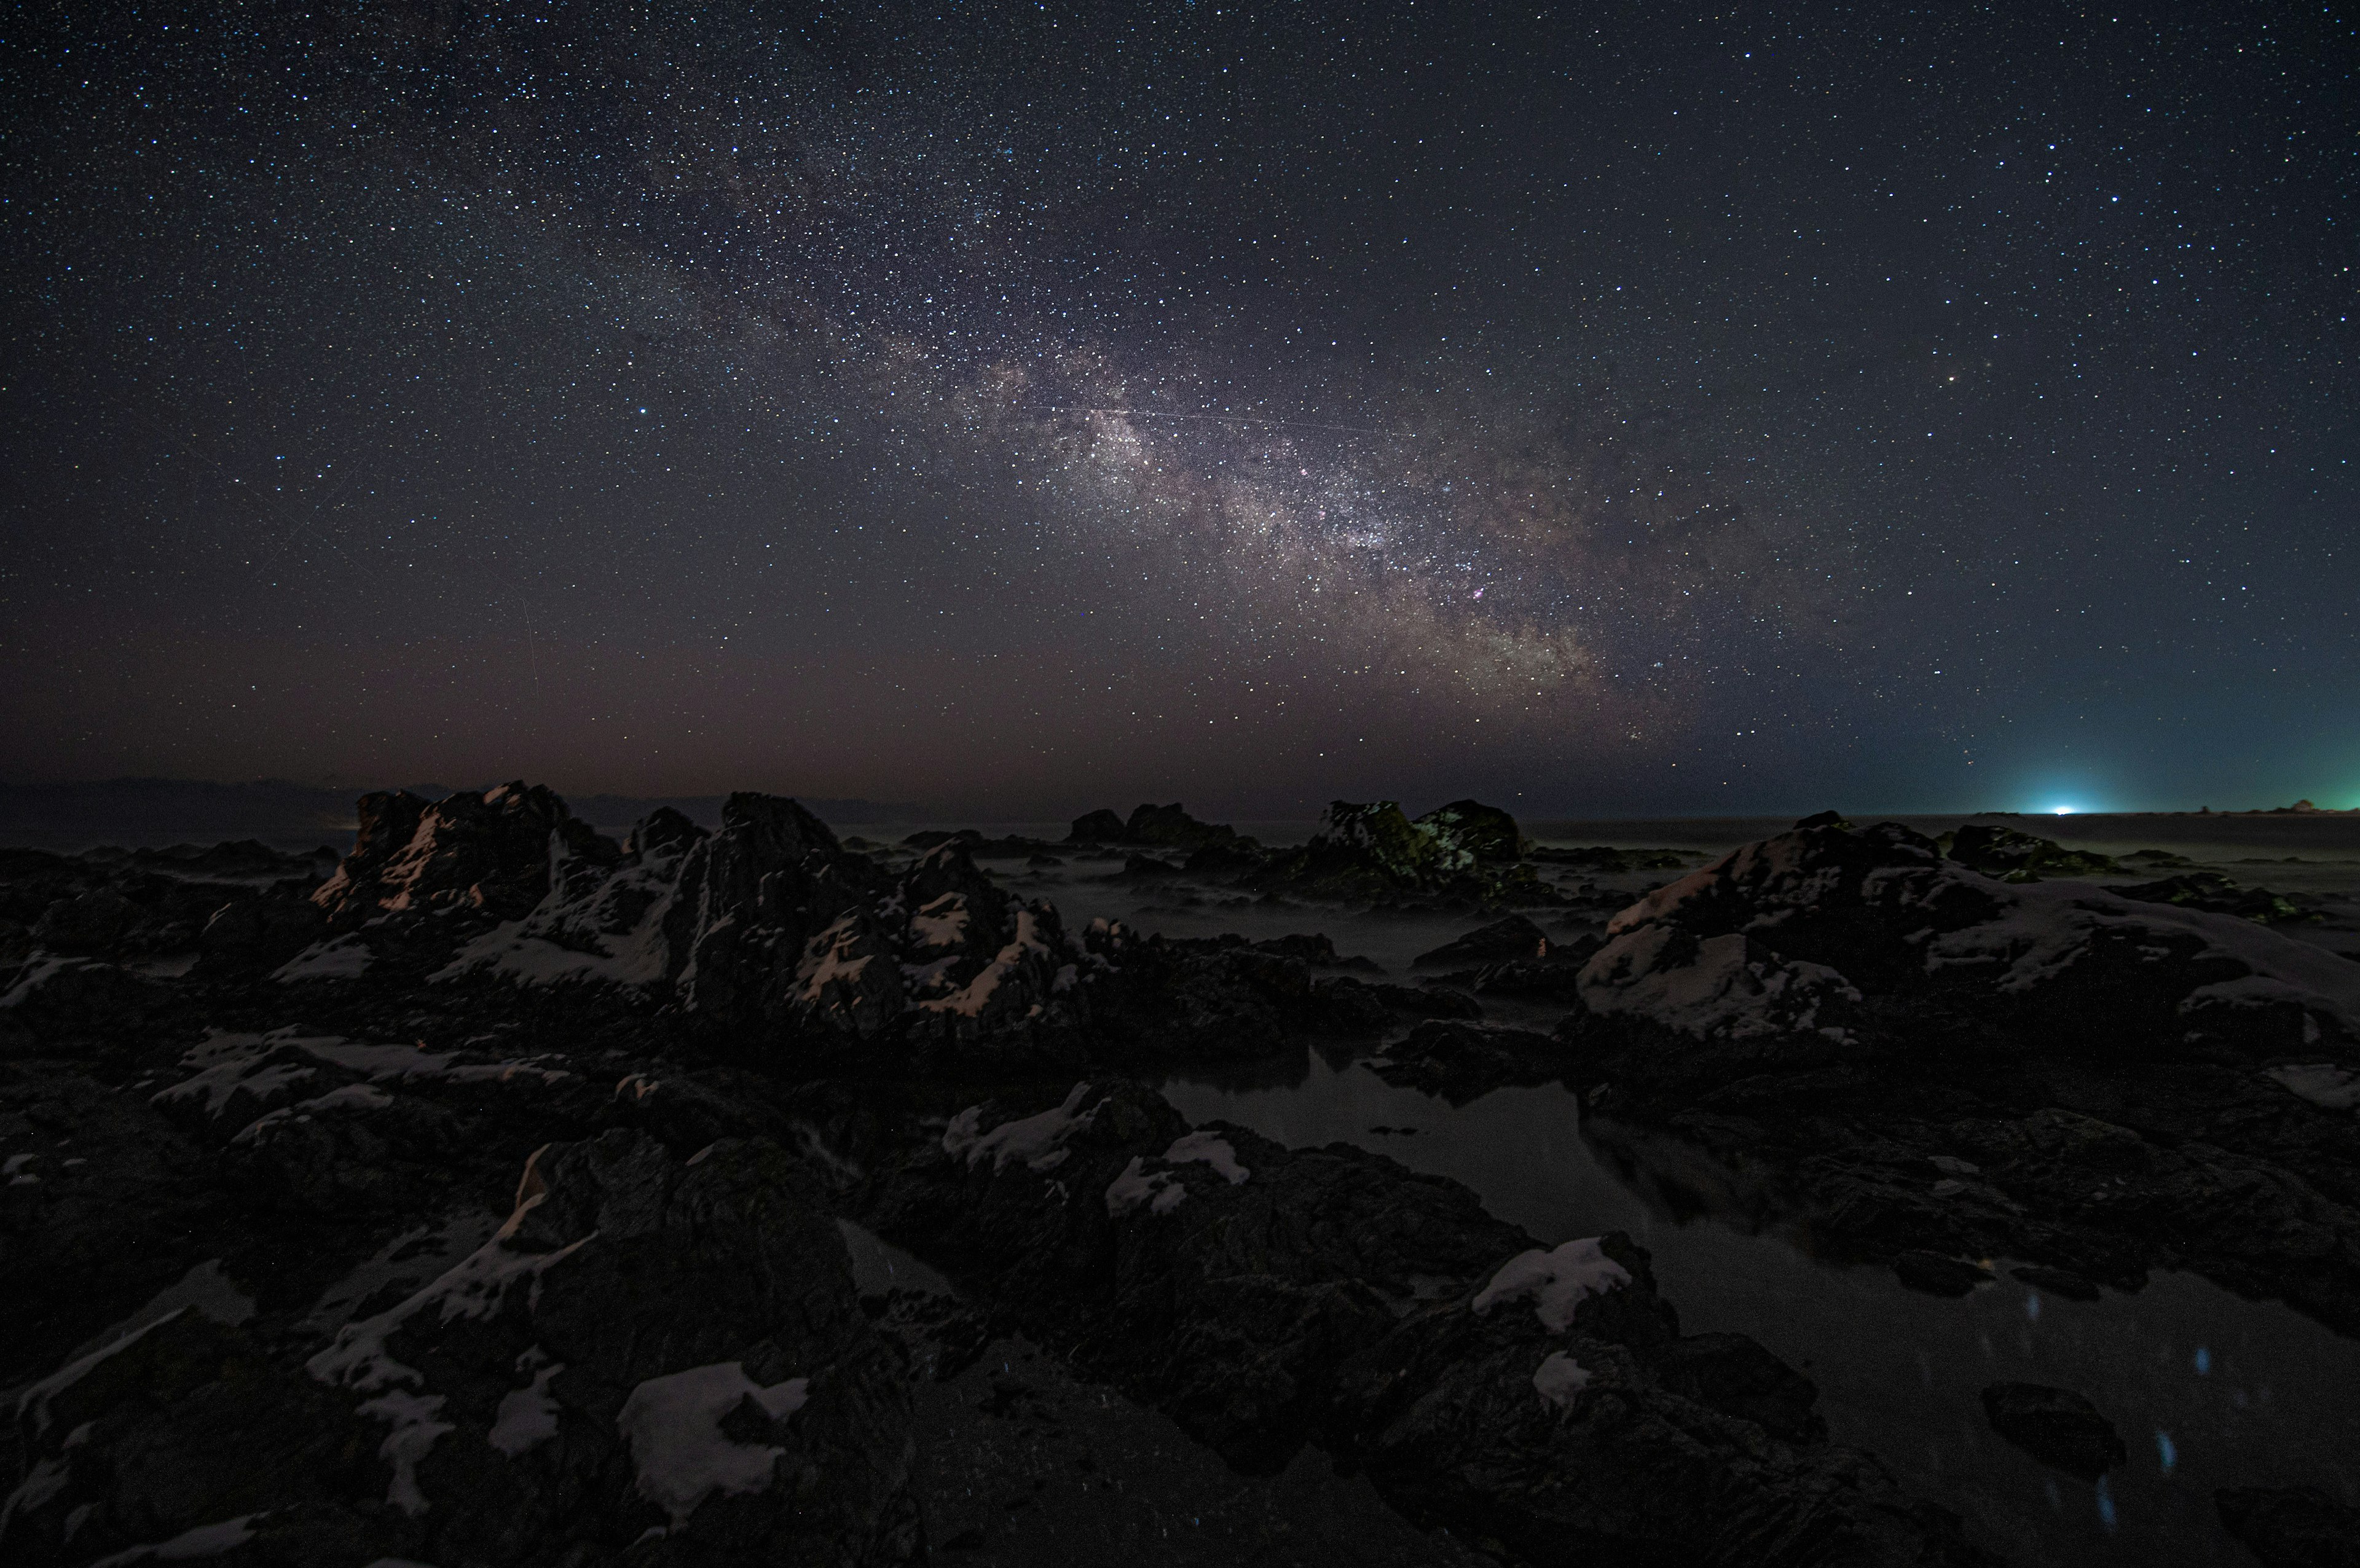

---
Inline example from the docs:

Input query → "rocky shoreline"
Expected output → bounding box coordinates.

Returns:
[3,788,2356,1565]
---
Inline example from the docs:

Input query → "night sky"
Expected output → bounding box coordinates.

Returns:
[4,2,2353,818]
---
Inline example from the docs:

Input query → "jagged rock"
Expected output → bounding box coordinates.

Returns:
[902,828,984,851]
[1546,815,2360,1331]
[1066,809,1128,844]
[1259,800,1548,905]
[2,1130,919,1565]
[626,805,709,858]
[313,782,618,925]
[1251,933,1382,972]
[1450,933,1607,1002]
[863,1081,1992,1566]
[30,888,145,952]
[1414,799,1524,864]
[1123,802,1248,853]
[1311,975,1484,1029]
[417,793,1104,1066]
[2109,871,2316,924]
[1412,914,1551,969]
[1978,1382,2125,1477]
[1527,844,1692,872]
[1371,1021,1567,1103]
[0,1307,387,1566]
[1561,816,2358,1069]
[1941,823,2118,880]
[1649,1330,1827,1442]
[2216,1486,2360,1568]
[0,956,158,1050]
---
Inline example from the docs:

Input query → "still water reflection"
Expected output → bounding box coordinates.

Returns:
[1160,1050,2360,1567]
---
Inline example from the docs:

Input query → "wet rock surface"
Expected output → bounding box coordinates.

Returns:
[860,1080,1994,1566]
[1978,1382,2126,1478]
[1536,815,2360,1333]
[7,786,2360,1566]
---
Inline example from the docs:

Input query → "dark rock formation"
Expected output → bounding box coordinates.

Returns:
[0,1131,919,1566]
[861,1080,1994,1567]
[1371,1021,1568,1103]
[2109,871,2317,924]
[1412,914,1551,969]
[1123,802,1249,853]
[1258,800,1552,906]
[314,782,619,924]
[1941,823,2118,880]
[1549,814,2360,1330]
[1527,844,1694,872]
[1251,933,1383,972]
[1414,799,1524,864]
[1066,809,1128,844]
[1978,1382,2125,1478]
[1063,804,1250,855]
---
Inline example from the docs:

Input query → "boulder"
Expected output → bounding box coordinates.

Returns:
[2,1131,921,1564]
[0,956,158,1049]
[863,1081,1993,1566]
[1415,799,1524,864]
[1066,809,1128,844]
[1978,1382,2125,1478]
[1123,802,1247,853]
[2109,871,2315,924]
[1371,1021,1567,1104]
[1260,800,1546,904]
[30,888,144,953]
[1412,914,1551,968]
[1941,823,2118,880]
[313,783,618,924]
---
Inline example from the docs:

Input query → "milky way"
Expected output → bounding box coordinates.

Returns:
[4,2,2352,813]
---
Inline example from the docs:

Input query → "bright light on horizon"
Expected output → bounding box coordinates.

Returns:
[2053,806,2075,815]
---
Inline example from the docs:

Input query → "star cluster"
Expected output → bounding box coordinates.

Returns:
[2,1,2352,812]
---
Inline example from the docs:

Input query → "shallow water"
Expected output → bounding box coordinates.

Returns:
[875,820,2360,1561]
[941,829,2360,1567]
[1160,1051,2360,1567]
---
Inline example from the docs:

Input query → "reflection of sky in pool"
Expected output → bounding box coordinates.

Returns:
[974,841,2360,1564]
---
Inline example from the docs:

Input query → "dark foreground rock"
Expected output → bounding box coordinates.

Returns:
[1,1130,918,1566]
[1412,914,1552,970]
[859,1080,1997,1566]
[2109,871,2318,925]
[1939,824,2118,880]
[1547,813,2360,1331]
[1256,801,1559,907]
[1978,1383,2125,1479]
[1373,1021,1569,1104]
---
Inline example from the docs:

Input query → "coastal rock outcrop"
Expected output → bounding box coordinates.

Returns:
[859,1079,1994,1566]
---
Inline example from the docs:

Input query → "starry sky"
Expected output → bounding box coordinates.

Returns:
[4,1,2354,818]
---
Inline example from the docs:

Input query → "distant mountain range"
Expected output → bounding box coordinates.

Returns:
[0,778,926,850]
